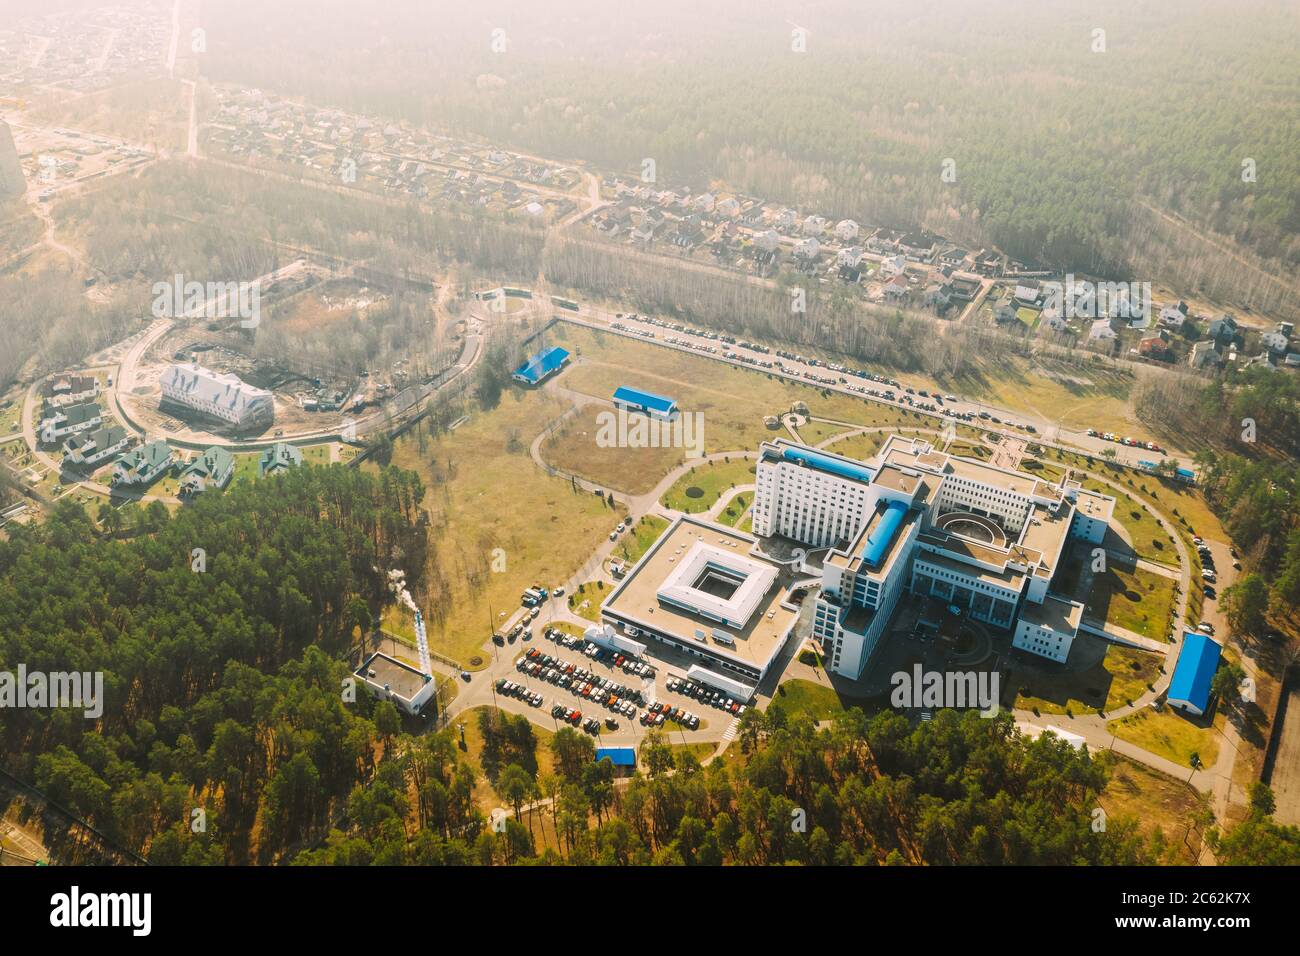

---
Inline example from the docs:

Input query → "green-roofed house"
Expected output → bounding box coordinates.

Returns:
[112,440,174,487]
[259,442,303,478]
[180,446,236,496]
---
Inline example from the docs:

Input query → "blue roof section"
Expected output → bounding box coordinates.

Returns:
[513,346,569,384]
[612,386,676,414]
[861,499,909,568]
[595,747,637,767]
[779,445,874,484]
[1168,632,1222,713]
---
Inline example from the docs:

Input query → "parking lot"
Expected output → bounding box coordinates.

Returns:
[492,626,749,741]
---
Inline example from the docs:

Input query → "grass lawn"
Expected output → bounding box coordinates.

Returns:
[1016,306,1040,328]
[540,404,685,494]
[797,419,854,446]
[301,443,332,465]
[1098,754,1205,863]
[1066,556,1177,642]
[1082,478,1178,566]
[769,678,878,721]
[1014,642,1165,715]
[1108,707,1222,770]
[376,388,624,666]
[715,490,751,528]
[660,457,756,513]
[567,580,610,621]
[612,514,669,564]
[946,440,990,459]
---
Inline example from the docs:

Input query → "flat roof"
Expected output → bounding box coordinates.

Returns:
[1017,503,1073,577]
[357,652,429,702]
[1074,488,1115,522]
[602,516,796,669]
[1019,595,1084,634]
[766,440,874,485]
[913,546,1026,592]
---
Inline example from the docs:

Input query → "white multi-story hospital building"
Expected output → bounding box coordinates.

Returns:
[753,436,1114,677]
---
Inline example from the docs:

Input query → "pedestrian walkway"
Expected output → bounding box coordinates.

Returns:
[722,717,740,742]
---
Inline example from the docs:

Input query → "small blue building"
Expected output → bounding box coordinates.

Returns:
[612,386,677,419]
[512,346,570,386]
[594,746,637,770]
[1167,631,1222,716]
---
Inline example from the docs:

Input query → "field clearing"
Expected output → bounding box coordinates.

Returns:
[540,404,684,494]
[379,388,623,666]
[1098,754,1204,863]
[797,419,855,445]
[660,457,756,513]
[950,355,1151,441]
[1108,707,1222,769]
[550,323,935,457]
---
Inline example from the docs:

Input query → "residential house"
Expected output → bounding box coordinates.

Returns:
[62,425,130,468]
[715,197,741,218]
[1138,333,1173,361]
[691,193,716,213]
[1014,280,1040,304]
[834,219,860,241]
[1208,314,1238,344]
[1242,351,1276,372]
[922,281,952,312]
[1088,318,1118,344]
[880,254,907,278]
[112,440,174,487]
[39,400,102,444]
[994,303,1019,325]
[801,215,826,237]
[793,236,820,260]
[776,207,798,229]
[884,273,910,301]
[836,245,864,269]
[751,229,781,255]
[1189,340,1223,369]
[1261,331,1290,354]
[40,373,100,406]
[180,446,236,496]
[259,442,303,478]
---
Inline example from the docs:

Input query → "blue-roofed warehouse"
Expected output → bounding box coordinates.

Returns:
[595,747,637,770]
[1167,631,1222,716]
[512,346,570,386]
[612,386,677,419]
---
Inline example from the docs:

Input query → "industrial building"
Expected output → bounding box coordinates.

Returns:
[355,609,437,716]
[1167,632,1222,716]
[754,436,1110,677]
[599,515,798,700]
[611,385,678,420]
[160,364,274,430]
[511,346,570,386]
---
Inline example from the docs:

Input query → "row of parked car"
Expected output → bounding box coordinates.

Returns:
[666,677,747,716]
[640,700,701,730]
[1086,429,1164,454]
[496,679,544,708]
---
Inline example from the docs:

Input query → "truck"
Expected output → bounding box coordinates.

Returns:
[521,587,545,606]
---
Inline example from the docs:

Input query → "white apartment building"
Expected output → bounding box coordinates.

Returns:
[754,437,1106,676]
[752,444,876,548]
[160,364,274,430]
